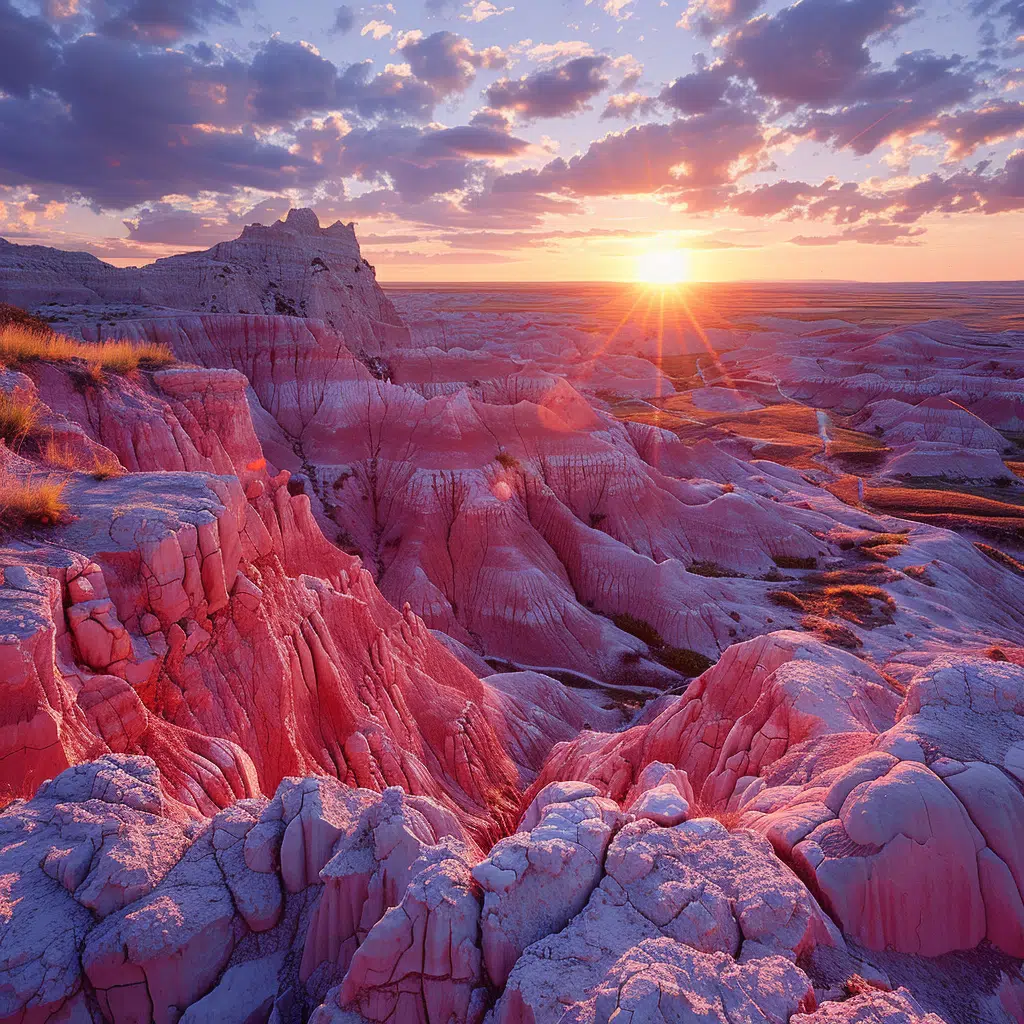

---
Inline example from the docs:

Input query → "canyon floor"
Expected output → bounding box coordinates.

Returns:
[1,211,1023,1024]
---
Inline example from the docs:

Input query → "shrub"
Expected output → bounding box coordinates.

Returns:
[772,555,817,570]
[0,326,174,374]
[822,584,895,620]
[859,532,909,549]
[613,612,663,648]
[688,560,743,578]
[0,391,40,446]
[613,611,715,676]
[0,303,49,333]
[495,451,520,471]
[0,473,69,529]
[656,646,714,676]
[902,564,935,586]
[768,590,806,611]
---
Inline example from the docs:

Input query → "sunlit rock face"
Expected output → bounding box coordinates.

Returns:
[0,208,406,347]
[2,215,1024,1023]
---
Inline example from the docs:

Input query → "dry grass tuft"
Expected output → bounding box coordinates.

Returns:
[495,451,520,471]
[801,614,862,649]
[772,554,818,571]
[767,590,806,611]
[902,564,936,586]
[819,584,896,625]
[0,391,40,446]
[688,560,744,578]
[843,975,891,998]
[0,326,174,375]
[0,472,69,529]
[43,439,124,479]
[975,542,1024,577]
[690,806,745,831]
[859,532,910,549]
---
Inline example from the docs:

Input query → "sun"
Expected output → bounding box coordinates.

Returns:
[634,247,691,287]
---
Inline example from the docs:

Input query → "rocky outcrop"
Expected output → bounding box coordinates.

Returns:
[3,754,959,1024]
[3,220,1024,1024]
[527,631,902,808]
[1,209,406,349]
[0,356,522,843]
[745,655,1024,959]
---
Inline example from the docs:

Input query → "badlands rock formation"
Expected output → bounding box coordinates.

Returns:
[1,211,1023,1022]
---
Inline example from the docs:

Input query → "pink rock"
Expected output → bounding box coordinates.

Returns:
[473,786,624,987]
[493,817,836,1023]
[336,842,483,1023]
[792,987,947,1023]
[745,656,1024,957]
[558,937,816,1024]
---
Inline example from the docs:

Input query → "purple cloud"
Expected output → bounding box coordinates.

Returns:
[486,56,611,120]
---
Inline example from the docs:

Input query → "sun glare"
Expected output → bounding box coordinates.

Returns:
[634,247,691,287]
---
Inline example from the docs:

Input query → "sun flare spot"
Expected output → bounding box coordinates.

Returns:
[634,247,691,287]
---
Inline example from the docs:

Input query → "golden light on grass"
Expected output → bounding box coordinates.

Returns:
[44,438,124,479]
[0,326,175,375]
[0,391,40,446]
[0,471,69,529]
[634,247,692,287]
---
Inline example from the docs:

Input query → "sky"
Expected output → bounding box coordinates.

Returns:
[0,0,1023,282]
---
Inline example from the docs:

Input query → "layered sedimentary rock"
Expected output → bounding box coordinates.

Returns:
[2,216,1024,1023]
[0,209,406,347]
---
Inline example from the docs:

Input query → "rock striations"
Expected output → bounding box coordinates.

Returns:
[1,211,1023,1023]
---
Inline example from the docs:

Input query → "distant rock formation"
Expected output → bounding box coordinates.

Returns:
[2,219,1024,1023]
[0,209,406,346]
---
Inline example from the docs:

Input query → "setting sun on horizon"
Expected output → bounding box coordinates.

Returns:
[634,248,693,287]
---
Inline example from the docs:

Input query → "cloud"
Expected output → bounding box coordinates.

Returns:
[0,0,60,97]
[722,0,918,107]
[497,107,766,197]
[122,198,297,246]
[418,125,531,157]
[936,99,1024,158]
[790,220,928,244]
[972,0,1024,31]
[330,5,355,34]
[398,30,506,96]
[249,39,339,123]
[678,0,765,36]
[372,248,517,264]
[310,122,528,204]
[336,60,439,120]
[601,92,658,120]
[92,0,245,41]
[587,0,636,20]
[360,19,392,40]
[486,56,611,120]
[791,51,979,155]
[436,227,659,248]
[718,151,1024,239]
[461,1,514,21]
[660,64,732,115]
[525,41,595,63]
